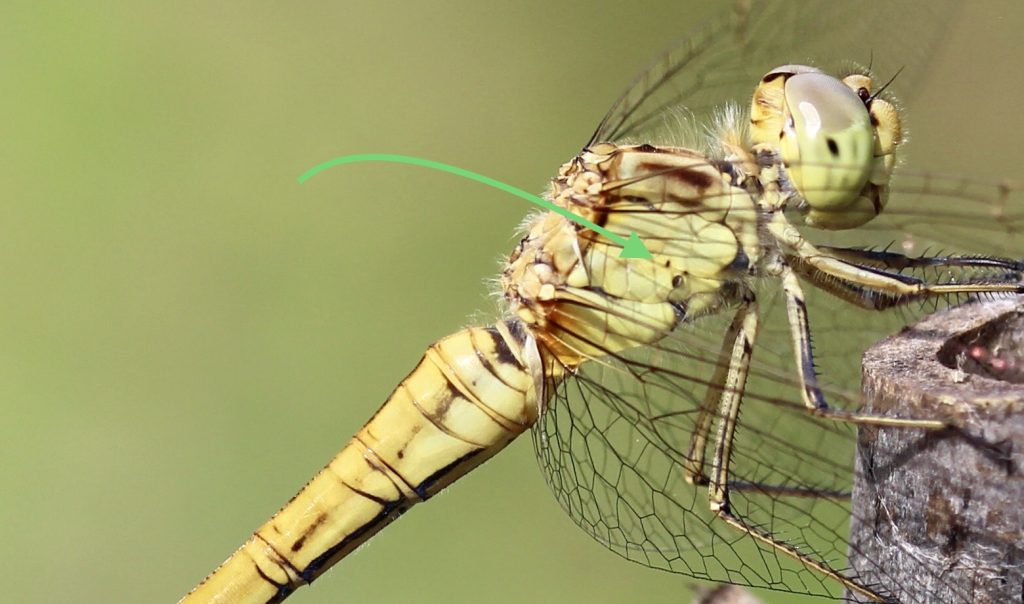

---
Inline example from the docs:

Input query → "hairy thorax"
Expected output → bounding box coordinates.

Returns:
[501,143,763,367]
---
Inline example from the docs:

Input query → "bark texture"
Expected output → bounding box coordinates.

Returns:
[849,298,1024,603]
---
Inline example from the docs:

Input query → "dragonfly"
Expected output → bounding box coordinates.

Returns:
[181,2,1024,603]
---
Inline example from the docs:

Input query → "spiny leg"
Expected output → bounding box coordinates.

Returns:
[702,294,887,602]
[789,251,1024,312]
[681,301,750,485]
[768,214,1024,312]
[777,261,949,428]
[816,245,1024,274]
[684,296,851,497]
[706,295,758,506]
[779,252,1016,460]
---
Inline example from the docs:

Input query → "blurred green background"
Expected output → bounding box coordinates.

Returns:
[2,2,1022,603]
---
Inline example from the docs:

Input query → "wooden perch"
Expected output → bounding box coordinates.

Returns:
[848,298,1024,603]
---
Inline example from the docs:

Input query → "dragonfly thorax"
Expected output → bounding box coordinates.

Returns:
[501,144,761,367]
[750,65,902,230]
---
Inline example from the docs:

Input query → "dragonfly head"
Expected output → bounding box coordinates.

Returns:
[750,65,902,230]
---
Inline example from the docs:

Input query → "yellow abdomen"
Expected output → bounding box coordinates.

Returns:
[181,322,541,603]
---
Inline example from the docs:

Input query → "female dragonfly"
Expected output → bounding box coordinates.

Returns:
[181,2,1023,602]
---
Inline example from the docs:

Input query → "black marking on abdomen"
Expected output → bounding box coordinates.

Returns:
[503,319,528,346]
[742,336,753,356]
[869,185,883,215]
[415,448,485,499]
[299,498,411,583]
[253,564,294,604]
[487,325,525,370]
[291,511,328,552]
[477,330,525,394]
[424,381,458,424]
[251,532,303,599]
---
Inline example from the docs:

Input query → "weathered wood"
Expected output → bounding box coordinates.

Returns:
[849,298,1024,603]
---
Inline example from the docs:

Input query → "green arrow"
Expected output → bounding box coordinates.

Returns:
[298,153,652,259]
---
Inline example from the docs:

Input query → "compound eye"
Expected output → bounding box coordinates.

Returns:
[780,72,875,214]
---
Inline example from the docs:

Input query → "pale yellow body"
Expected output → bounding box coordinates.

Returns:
[182,324,542,602]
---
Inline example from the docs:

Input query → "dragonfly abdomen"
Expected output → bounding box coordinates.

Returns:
[181,323,542,604]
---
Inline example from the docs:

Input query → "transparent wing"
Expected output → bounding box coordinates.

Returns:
[590,0,959,148]
[533,2,1021,601]
[534,271,1020,603]
[534,304,875,599]
[821,170,1024,256]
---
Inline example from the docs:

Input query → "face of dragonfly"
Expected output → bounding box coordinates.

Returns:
[750,65,902,230]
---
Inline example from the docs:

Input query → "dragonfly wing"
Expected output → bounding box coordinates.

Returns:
[532,288,1003,602]
[591,0,960,148]
[532,300,870,598]
[822,170,1024,258]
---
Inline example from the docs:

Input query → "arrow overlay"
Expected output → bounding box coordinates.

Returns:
[298,153,653,259]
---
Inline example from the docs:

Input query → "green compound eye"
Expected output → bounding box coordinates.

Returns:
[750,65,901,231]
[780,71,874,217]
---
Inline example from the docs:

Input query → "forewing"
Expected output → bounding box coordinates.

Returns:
[591,0,959,148]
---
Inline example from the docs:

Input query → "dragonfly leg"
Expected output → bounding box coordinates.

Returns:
[705,296,758,507]
[769,213,1024,311]
[789,250,1024,312]
[702,294,889,603]
[681,300,752,485]
[816,245,1024,274]
[778,262,949,428]
[688,302,851,496]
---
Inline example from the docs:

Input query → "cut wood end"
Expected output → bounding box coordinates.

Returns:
[848,297,1024,603]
